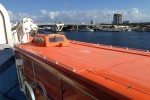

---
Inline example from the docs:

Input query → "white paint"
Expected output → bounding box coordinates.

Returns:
[0,13,6,44]
[0,3,13,47]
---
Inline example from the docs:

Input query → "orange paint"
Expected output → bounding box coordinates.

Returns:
[15,34,150,99]
[32,34,70,47]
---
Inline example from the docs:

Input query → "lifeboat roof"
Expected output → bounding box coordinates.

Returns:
[15,36,150,99]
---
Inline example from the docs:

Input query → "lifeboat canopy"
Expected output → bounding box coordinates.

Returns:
[32,34,70,47]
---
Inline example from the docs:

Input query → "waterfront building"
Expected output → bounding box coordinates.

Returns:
[113,13,122,25]
[91,20,95,25]
[123,21,129,24]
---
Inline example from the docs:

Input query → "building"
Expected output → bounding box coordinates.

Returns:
[91,20,95,25]
[113,13,122,25]
[123,21,129,24]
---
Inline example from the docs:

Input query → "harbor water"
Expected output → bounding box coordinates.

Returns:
[40,30,150,51]
[64,31,150,51]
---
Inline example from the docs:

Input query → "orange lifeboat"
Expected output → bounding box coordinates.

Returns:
[14,33,150,100]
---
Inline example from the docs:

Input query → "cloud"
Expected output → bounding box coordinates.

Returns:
[8,8,150,24]
[8,11,17,22]
[48,11,60,20]
[40,10,48,15]
[127,8,142,21]
[8,11,38,23]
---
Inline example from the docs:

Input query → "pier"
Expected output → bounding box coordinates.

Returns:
[37,22,150,32]
[37,23,116,31]
[37,23,96,31]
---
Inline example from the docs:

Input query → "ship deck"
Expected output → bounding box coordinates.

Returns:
[15,40,150,99]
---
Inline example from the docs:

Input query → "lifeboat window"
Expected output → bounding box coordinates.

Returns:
[55,37,64,42]
[35,37,37,40]
[39,37,44,43]
[41,37,44,42]
[49,37,55,42]
[49,37,64,42]
[37,37,39,41]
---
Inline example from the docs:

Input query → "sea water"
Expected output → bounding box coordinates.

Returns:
[39,30,150,51]
[64,31,150,51]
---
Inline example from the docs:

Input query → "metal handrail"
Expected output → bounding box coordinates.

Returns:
[70,40,150,52]
[24,81,35,100]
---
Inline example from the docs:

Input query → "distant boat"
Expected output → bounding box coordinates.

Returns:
[101,28,120,32]
[43,26,52,31]
[43,22,64,32]
[123,28,132,32]
[51,22,64,32]
[79,27,94,32]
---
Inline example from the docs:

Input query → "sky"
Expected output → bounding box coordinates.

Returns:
[1,0,150,24]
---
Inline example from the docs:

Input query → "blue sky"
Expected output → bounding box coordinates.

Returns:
[1,0,150,24]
